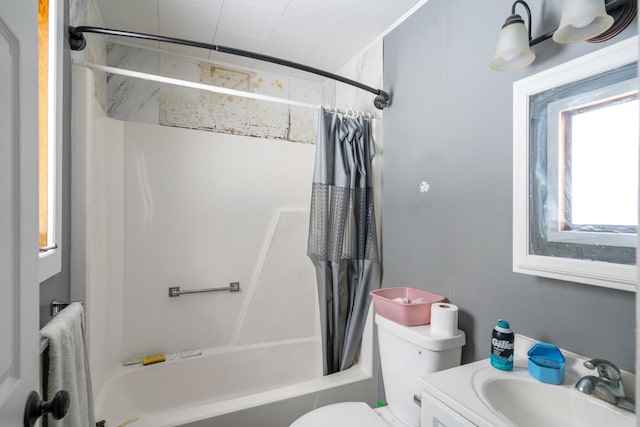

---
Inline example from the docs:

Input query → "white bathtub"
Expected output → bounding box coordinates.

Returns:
[95,319,377,427]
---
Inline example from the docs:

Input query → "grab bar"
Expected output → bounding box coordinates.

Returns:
[168,282,240,297]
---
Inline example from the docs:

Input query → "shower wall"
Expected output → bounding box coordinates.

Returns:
[72,67,319,393]
[121,123,318,356]
[71,67,125,394]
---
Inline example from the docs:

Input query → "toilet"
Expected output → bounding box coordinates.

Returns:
[291,313,465,427]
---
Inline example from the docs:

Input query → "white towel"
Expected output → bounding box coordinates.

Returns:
[40,303,95,427]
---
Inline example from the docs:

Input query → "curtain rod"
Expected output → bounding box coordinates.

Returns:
[73,60,373,117]
[68,26,391,110]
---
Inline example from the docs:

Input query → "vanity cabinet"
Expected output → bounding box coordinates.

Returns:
[420,392,474,427]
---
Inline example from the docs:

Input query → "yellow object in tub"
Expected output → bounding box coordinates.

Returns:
[118,419,139,427]
[142,354,166,365]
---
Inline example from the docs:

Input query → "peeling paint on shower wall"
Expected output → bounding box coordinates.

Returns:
[71,0,378,142]
[161,61,291,139]
[106,43,320,144]
[289,84,323,143]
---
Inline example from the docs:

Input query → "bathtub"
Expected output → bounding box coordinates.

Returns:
[95,316,377,427]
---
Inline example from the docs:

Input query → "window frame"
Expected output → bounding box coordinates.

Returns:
[513,35,638,292]
[39,0,63,283]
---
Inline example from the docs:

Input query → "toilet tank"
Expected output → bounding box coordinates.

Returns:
[375,314,465,427]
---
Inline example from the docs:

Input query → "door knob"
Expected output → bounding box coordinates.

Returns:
[23,390,69,427]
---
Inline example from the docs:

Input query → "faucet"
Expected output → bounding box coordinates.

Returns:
[574,358,635,413]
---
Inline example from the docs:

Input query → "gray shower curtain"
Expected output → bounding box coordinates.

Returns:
[307,107,380,375]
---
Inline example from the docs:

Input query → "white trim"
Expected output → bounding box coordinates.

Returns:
[39,0,63,282]
[513,35,638,292]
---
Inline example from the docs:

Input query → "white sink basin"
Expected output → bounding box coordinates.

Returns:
[476,376,634,427]
[421,336,636,427]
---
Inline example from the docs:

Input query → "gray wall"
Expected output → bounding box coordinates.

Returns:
[382,0,636,371]
[40,0,72,327]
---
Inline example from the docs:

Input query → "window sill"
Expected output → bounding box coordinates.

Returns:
[513,252,636,292]
[547,230,636,248]
[39,248,61,283]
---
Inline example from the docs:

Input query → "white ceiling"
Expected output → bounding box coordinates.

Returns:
[95,0,424,77]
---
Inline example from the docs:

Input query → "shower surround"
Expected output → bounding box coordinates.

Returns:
[72,66,320,388]
[70,2,384,423]
[71,58,382,425]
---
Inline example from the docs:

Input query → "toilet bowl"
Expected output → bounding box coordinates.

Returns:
[291,314,466,427]
[291,402,395,427]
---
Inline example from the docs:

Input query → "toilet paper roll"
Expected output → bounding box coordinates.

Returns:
[431,303,459,337]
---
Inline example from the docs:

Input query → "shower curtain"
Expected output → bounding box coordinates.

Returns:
[307,107,380,375]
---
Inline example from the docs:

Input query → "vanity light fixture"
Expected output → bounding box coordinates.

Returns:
[489,1,536,72]
[490,0,637,72]
[553,0,614,43]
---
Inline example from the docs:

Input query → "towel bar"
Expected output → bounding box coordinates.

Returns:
[40,337,49,354]
[50,300,82,317]
[168,282,240,297]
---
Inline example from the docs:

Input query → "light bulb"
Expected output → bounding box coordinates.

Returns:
[501,52,520,62]
[571,17,595,29]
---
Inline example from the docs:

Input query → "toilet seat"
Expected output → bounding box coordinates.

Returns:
[290,402,390,427]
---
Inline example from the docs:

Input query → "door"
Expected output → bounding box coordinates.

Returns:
[0,1,40,426]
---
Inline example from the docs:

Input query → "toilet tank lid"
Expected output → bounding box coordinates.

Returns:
[375,314,466,351]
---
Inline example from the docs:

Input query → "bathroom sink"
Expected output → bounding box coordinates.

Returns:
[474,374,635,427]
[421,336,635,427]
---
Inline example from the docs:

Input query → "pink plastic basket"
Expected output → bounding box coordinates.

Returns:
[369,287,446,326]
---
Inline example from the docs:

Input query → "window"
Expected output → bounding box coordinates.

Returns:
[513,36,638,292]
[38,0,62,282]
[545,78,638,249]
[563,94,638,233]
